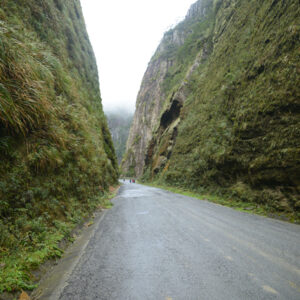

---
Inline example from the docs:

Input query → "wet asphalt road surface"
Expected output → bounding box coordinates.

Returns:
[59,182,300,300]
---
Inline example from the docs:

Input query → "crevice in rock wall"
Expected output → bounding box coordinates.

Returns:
[160,99,182,130]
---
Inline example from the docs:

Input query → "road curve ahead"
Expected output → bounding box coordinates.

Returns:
[59,182,300,300]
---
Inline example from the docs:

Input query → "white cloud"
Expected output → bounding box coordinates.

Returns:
[81,0,196,112]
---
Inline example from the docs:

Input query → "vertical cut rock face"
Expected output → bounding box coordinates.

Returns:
[0,1,120,293]
[122,0,211,177]
[0,0,118,246]
[122,0,300,212]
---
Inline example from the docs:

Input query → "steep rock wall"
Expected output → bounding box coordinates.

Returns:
[122,0,213,177]
[106,111,133,164]
[124,0,300,212]
[0,0,118,284]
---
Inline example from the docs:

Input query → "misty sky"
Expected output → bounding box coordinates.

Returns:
[81,0,196,113]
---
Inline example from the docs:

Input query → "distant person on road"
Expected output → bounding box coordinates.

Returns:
[130,179,131,183]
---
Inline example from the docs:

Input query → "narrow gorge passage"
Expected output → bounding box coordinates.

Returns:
[48,183,299,300]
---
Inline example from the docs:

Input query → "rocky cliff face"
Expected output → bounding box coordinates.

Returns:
[0,0,118,291]
[106,110,133,164]
[123,0,300,212]
[122,0,212,177]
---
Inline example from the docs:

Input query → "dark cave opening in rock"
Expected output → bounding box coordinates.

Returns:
[160,99,182,130]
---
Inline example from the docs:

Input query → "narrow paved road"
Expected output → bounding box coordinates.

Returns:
[59,182,300,300]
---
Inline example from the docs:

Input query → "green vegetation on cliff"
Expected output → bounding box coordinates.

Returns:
[0,0,118,293]
[138,0,300,215]
[106,110,133,164]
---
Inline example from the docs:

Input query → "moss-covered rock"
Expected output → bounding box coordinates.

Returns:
[0,0,118,292]
[126,0,300,212]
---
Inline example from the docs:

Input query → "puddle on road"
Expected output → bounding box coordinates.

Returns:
[137,211,149,215]
[121,190,147,198]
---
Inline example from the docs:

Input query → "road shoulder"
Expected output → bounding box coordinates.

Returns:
[31,209,108,300]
